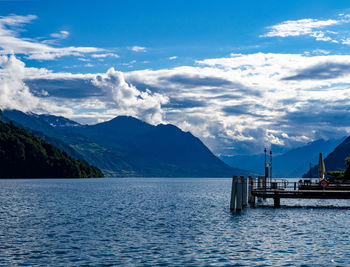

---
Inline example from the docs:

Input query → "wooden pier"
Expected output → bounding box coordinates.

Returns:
[230,176,350,212]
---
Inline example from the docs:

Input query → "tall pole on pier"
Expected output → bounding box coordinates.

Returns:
[270,150,272,180]
[264,148,267,178]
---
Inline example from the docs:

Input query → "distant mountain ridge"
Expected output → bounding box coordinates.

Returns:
[222,137,345,177]
[3,110,251,177]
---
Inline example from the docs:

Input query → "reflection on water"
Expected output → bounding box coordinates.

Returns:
[0,178,349,265]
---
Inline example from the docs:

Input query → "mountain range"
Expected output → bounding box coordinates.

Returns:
[2,110,250,177]
[221,137,345,177]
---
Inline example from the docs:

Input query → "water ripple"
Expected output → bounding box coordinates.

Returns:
[0,178,350,265]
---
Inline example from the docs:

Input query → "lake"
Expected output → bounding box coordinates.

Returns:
[0,178,350,265]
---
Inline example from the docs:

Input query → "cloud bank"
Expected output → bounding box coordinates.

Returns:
[124,53,350,155]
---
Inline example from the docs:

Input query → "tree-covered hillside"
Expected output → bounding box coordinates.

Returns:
[0,120,103,178]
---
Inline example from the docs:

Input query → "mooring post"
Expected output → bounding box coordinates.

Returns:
[257,176,263,202]
[230,176,238,211]
[242,176,248,208]
[248,176,255,206]
[273,197,280,208]
[273,193,280,208]
[258,176,262,189]
[236,177,243,212]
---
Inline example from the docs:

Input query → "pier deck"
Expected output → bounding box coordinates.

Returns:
[253,189,350,199]
[252,179,350,207]
[230,176,350,212]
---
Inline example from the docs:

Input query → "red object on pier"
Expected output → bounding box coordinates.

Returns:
[319,179,329,189]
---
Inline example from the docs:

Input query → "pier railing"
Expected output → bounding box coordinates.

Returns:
[254,177,322,191]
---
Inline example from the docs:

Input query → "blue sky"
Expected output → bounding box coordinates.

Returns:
[3,0,350,72]
[1,0,350,156]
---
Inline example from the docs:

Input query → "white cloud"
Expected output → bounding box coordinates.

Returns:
[261,15,350,45]
[260,17,350,45]
[92,68,168,124]
[0,54,39,111]
[50,30,69,39]
[0,14,37,27]
[0,14,103,60]
[341,38,350,45]
[169,56,177,60]
[78,57,90,62]
[312,49,330,55]
[0,54,73,115]
[129,46,147,52]
[262,18,339,38]
[91,53,119,58]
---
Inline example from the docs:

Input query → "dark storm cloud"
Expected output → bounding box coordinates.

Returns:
[221,105,259,117]
[164,98,207,109]
[282,62,350,81]
[280,98,299,105]
[210,93,244,100]
[221,104,265,117]
[158,74,262,97]
[281,109,350,127]
[160,74,234,87]
[25,78,104,98]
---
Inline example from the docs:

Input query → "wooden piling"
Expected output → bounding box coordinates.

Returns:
[273,196,280,208]
[248,176,255,206]
[236,177,243,212]
[230,176,238,211]
[257,176,263,202]
[258,176,263,189]
[242,176,248,208]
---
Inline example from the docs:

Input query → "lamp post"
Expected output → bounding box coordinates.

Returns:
[264,148,267,179]
[270,150,272,180]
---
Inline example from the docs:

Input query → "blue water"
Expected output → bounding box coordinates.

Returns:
[1,178,350,266]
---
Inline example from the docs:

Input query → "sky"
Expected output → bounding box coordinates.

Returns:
[1,0,350,156]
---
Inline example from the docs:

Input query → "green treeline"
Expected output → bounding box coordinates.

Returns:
[0,120,103,178]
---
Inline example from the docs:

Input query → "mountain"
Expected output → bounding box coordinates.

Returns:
[0,118,103,178]
[3,110,250,177]
[222,137,345,177]
[303,136,350,177]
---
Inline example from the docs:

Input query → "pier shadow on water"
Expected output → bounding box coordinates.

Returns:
[254,204,350,209]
